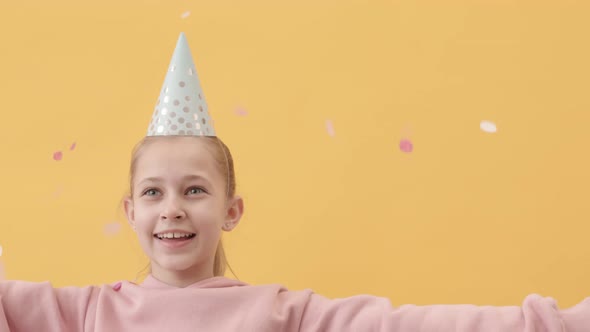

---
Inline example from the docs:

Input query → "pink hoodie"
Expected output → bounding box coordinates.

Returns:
[0,275,588,331]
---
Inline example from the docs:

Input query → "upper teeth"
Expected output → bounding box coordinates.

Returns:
[156,233,194,239]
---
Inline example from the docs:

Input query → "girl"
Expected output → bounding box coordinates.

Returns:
[0,33,589,332]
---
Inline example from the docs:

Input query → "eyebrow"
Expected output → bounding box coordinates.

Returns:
[137,174,212,187]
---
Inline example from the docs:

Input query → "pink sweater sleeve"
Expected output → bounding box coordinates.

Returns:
[0,280,98,332]
[298,292,590,331]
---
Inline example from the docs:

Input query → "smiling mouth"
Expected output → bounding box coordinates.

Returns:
[153,234,197,240]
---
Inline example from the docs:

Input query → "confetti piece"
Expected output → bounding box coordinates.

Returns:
[70,142,76,151]
[53,151,63,161]
[112,281,122,291]
[0,244,3,257]
[104,222,122,236]
[181,11,190,19]
[326,120,335,137]
[235,108,248,116]
[399,138,413,153]
[480,120,497,133]
[53,185,64,198]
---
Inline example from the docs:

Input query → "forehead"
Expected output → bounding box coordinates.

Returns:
[134,137,219,183]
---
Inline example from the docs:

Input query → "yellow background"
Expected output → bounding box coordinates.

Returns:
[0,1,589,308]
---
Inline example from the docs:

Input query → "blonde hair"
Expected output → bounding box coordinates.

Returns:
[125,135,237,278]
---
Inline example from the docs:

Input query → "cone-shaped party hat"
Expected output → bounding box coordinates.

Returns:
[147,32,216,137]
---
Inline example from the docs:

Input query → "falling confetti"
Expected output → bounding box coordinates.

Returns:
[399,138,413,153]
[326,120,335,137]
[112,281,122,291]
[480,120,497,133]
[181,11,191,19]
[53,185,64,198]
[0,244,3,257]
[53,151,63,161]
[70,142,76,151]
[235,108,248,116]
[104,222,122,236]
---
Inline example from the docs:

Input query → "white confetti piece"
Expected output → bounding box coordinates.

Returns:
[326,120,335,137]
[181,11,191,19]
[480,120,497,133]
[0,245,3,257]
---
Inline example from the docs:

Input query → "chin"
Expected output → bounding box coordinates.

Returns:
[155,254,204,272]
[159,259,197,272]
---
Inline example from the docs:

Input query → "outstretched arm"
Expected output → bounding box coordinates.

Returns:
[0,280,98,332]
[298,292,590,331]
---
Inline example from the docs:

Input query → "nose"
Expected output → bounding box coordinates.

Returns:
[160,197,187,221]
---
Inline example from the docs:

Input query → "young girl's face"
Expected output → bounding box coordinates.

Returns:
[124,137,240,280]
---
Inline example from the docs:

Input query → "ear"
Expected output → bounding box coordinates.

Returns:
[222,195,244,232]
[123,196,136,231]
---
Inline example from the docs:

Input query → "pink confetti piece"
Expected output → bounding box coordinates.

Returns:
[326,120,335,137]
[53,185,64,198]
[181,11,190,19]
[235,108,248,116]
[53,151,63,161]
[70,142,76,151]
[104,222,122,236]
[112,281,122,291]
[399,138,413,153]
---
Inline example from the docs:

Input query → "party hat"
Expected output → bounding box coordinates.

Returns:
[147,32,216,137]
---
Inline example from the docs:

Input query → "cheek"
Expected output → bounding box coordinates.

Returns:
[132,206,158,232]
[133,201,158,217]
[193,215,222,233]
[192,201,224,219]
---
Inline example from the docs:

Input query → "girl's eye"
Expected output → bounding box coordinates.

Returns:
[141,187,204,196]
[143,189,159,196]
[187,187,205,195]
